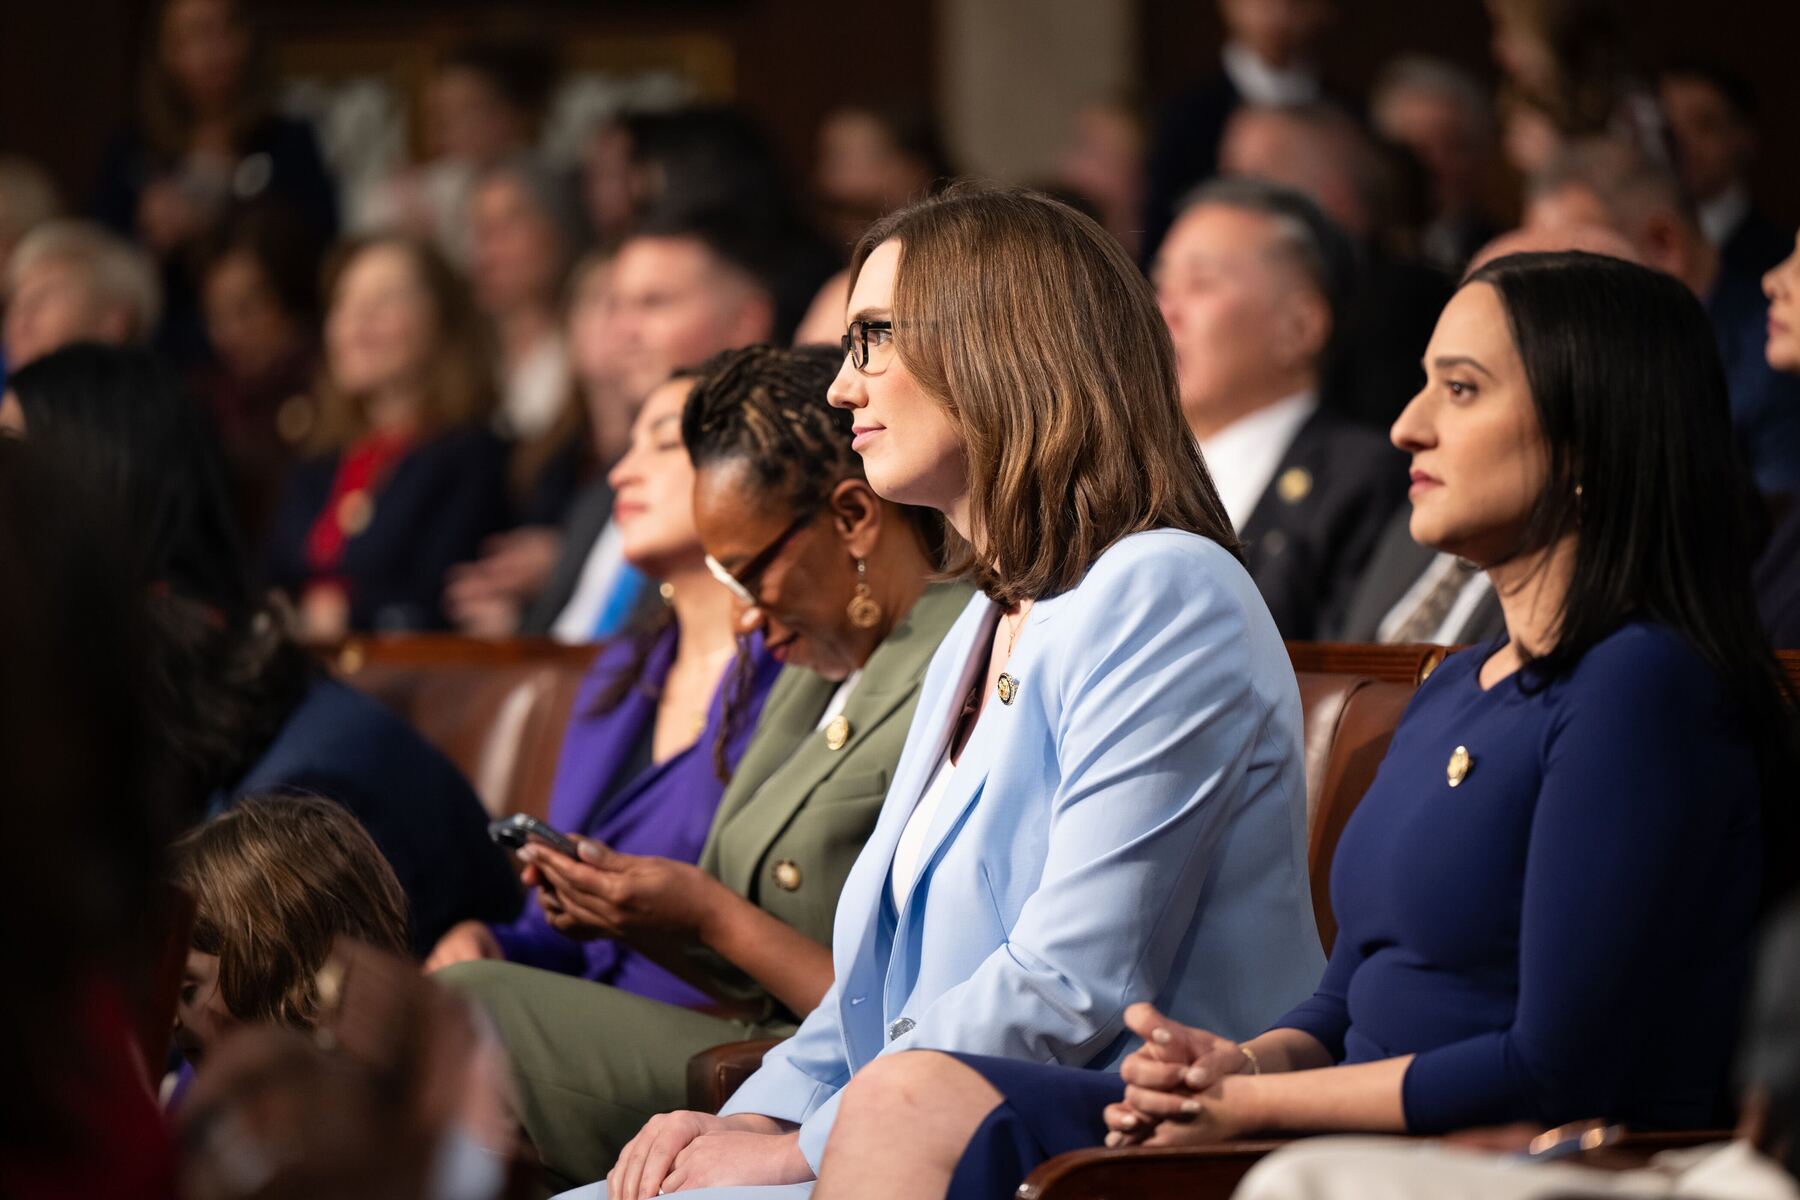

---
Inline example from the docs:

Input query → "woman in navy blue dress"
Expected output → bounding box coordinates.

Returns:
[804,252,1800,1200]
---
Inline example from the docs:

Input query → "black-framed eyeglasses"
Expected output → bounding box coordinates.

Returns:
[704,511,815,606]
[840,319,895,375]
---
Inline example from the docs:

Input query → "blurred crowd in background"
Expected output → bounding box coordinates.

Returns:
[3,0,1795,654]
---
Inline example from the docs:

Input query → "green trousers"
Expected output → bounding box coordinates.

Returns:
[440,961,795,1192]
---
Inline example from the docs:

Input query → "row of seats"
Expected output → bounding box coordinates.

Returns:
[329,636,1800,1199]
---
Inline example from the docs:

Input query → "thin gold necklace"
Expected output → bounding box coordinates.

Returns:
[996,602,1027,705]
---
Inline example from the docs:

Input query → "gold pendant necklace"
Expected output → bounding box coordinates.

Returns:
[996,604,1025,705]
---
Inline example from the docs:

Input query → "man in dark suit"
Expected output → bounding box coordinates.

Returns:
[1140,0,1334,266]
[1527,137,1800,493]
[1155,177,1405,639]
[1331,508,1505,644]
[447,212,780,638]
[1659,61,1790,281]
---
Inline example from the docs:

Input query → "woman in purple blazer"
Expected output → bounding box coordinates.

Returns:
[425,369,779,1002]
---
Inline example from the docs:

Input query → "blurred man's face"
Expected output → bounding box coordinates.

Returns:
[203,250,299,379]
[1219,0,1331,69]
[1220,109,1369,238]
[468,175,562,315]
[1154,204,1325,435]
[606,237,772,404]
[159,0,248,114]
[1524,182,1617,238]
[4,257,120,370]
[1659,75,1755,205]
[1523,181,1693,283]
[427,67,526,164]
[1376,88,1487,218]
[815,109,935,222]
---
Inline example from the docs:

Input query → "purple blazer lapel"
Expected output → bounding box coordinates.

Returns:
[544,627,677,834]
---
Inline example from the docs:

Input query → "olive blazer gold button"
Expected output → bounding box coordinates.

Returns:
[772,860,803,891]
[824,715,851,751]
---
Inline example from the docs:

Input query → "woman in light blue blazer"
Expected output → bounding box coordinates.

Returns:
[583,184,1324,1200]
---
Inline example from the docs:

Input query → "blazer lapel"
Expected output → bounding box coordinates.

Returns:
[880,597,1058,1011]
[544,633,671,833]
[702,583,974,897]
[1239,409,1323,541]
[701,669,834,890]
[833,595,992,1045]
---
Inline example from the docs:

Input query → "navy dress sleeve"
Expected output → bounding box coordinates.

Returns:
[1400,633,1760,1131]
[1270,921,1366,1062]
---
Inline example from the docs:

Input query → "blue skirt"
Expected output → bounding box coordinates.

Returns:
[945,1055,1123,1200]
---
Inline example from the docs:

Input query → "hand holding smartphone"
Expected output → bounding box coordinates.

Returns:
[487,813,580,859]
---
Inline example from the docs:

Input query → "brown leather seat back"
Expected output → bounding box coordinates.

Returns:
[1295,672,1415,952]
[340,659,588,821]
[1294,671,1360,834]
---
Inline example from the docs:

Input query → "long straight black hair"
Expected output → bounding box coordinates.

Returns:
[1469,251,1798,896]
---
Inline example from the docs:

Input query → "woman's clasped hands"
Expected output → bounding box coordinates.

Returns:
[1104,1002,1261,1148]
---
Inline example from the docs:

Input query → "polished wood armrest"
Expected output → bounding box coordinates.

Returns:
[1019,1129,1733,1200]
[687,1038,787,1113]
[1019,1139,1295,1200]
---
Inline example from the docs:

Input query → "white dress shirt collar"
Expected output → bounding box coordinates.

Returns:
[1196,390,1318,532]
[1696,183,1751,250]
[1221,41,1322,108]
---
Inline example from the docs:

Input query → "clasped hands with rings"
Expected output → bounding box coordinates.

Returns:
[1103,1002,1261,1148]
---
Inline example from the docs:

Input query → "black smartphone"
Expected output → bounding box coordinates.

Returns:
[487,813,580,859]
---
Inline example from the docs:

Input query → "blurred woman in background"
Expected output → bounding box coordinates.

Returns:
[265,233,511,638]
[468,155,587,524]
[194,202,323,548]
[95,0,337,367]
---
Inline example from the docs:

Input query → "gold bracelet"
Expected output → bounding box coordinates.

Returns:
[1238,1042,1262,1076]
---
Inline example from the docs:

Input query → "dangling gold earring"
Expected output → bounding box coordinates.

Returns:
[846,558,883,629]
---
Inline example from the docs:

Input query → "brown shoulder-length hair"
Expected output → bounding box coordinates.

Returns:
[849,183,1239,605]
[307,233,498,454]
[172,793,411,1030]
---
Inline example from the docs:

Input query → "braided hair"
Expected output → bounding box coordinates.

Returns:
[683,342,942,556]
[682,343,942,777]
[683,344,861,506]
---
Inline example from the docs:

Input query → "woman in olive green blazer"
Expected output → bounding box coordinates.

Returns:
[442,345,969,1190]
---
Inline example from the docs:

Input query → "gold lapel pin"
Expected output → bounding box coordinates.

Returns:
[1277,467,1313,504]
[1447,745,1473,788]
[996,673,1019,705]
[824,714,851,751]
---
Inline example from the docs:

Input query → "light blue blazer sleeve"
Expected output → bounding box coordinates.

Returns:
[719,975,850,1125]
[725,531,1321,1171]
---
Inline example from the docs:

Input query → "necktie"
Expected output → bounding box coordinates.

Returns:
[1386,556,1478,644]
